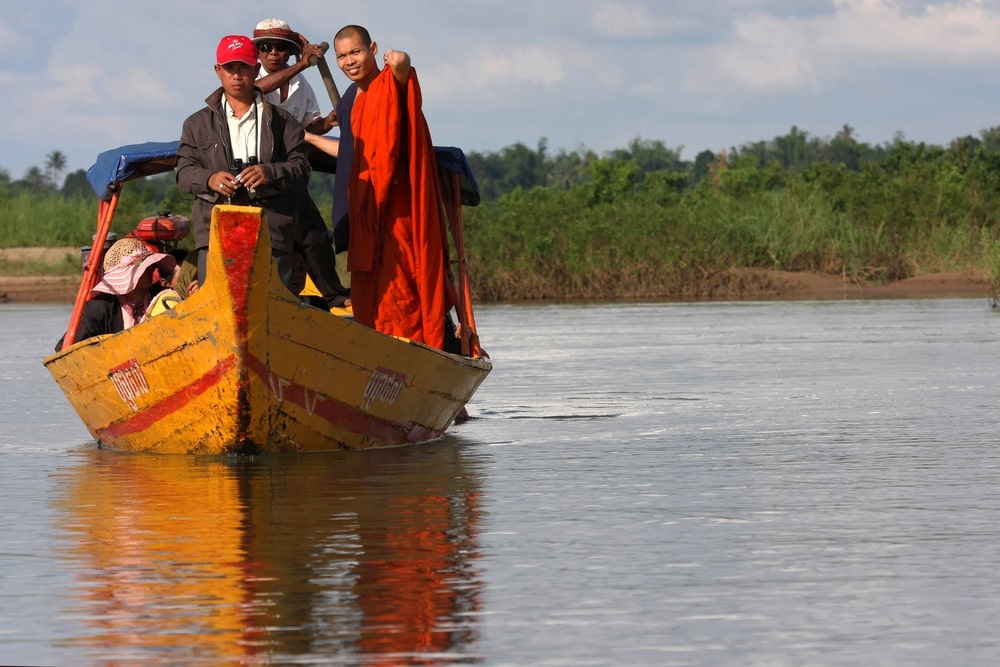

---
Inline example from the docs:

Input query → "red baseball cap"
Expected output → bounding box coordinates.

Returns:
[216,35,257,66]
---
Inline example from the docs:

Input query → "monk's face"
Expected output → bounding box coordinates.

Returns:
[335,33,378,85]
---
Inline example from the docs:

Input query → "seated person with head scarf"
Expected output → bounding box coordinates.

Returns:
[55,238,178,351]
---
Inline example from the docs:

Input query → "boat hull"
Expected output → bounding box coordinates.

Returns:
[44,206,491,454]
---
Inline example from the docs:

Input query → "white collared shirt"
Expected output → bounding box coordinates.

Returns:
[224,93,263,164]
[257,70,321,127]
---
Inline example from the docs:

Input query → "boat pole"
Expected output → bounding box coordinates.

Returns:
[445,170,482,358]
[309,42,341,108]
[63,191,121,347]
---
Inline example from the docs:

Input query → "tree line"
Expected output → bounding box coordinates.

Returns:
[459,124,1000,300]
[11,123,1000,201]
[6,124,1000,300]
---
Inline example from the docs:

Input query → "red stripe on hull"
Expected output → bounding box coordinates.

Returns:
[96,355,237,442]
[245,354,440,445]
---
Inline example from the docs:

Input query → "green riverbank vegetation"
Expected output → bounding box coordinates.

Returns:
[5,126,1000,300]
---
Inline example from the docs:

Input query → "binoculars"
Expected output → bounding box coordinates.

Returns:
[229,155,259,179]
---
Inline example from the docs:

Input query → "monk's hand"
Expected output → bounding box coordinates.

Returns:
[382,49,411,84]
[383,48,408,67]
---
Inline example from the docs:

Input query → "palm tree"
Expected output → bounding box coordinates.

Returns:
[45,150,67,188]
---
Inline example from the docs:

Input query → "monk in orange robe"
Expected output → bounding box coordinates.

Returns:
[334,25,449,350]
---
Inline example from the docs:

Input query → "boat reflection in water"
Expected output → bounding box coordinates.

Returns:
[54,441,484,664]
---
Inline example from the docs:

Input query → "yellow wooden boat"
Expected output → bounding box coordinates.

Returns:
[44,143,491,454]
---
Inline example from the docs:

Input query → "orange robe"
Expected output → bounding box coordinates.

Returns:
[348,67,448,350]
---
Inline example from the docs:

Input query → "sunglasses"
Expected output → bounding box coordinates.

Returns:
[257,41,292,53]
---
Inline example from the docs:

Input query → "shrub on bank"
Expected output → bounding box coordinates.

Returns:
[463,146,1000,301]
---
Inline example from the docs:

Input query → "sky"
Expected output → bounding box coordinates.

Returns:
[4,0,1000,181]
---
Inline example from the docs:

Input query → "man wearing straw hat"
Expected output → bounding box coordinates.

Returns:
[253,18,336,135]
[251,18,350,308]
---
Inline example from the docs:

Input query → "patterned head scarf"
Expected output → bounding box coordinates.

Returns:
[92,237,176,296]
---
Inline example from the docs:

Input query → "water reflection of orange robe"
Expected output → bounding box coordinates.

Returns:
[348,67,448,350]
[355,492,482,662]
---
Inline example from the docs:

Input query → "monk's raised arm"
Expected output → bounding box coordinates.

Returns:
[383,48,411,87]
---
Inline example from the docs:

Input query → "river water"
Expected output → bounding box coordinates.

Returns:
[2,299,1000,666]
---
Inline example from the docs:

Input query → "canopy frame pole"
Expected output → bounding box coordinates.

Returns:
[444,170,482,358]
[62,188,122,348]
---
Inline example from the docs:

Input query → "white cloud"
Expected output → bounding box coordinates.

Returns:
[423,45,568,107]
[590,1,689,38]
[0,20,32,51]
[686,0,1000,93]
[832,0,1000,58]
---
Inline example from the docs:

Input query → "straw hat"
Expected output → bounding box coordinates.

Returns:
[252,18,303,53]
[93,237,176,296]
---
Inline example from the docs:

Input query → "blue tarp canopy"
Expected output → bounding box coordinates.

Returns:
[86,140,481,206]
[433,146,481,207]
[86,141,180,202]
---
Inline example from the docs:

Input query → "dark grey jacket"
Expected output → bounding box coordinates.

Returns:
[176,87,310,253]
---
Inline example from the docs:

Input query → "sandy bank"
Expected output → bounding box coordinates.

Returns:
[0,248,994,304]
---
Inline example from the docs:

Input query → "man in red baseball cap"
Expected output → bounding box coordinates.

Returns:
[176,35,311,291]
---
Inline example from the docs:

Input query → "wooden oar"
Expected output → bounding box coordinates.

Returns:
[309,41,341,108]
